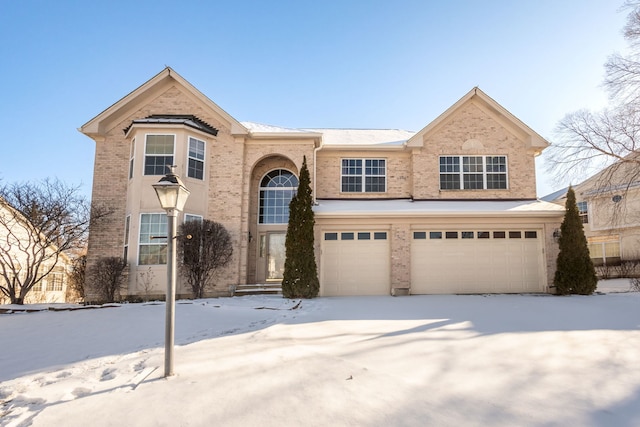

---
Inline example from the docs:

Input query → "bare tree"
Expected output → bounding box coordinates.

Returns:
[67,254,86,301]
[0,179,110,304]
[548,1,640,186]
[178,219,233,299]
[91,256,127,302]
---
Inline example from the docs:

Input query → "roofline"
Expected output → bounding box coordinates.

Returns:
[406,87,549,152]
[79,67,248,138]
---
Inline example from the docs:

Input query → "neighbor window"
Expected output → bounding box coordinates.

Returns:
[588,237,620,266]
[139,213,168,265]
[184,214,203,223]
[144,135,175,175]
[577,201,589,224]
[439,156,507,190]
[341,159,386,192]
[46,272,64,292]
[259,170,298,224]
[187,137,205,180]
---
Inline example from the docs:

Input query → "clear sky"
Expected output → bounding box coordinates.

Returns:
[0,0,628,199]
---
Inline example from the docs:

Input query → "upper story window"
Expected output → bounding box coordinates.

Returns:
[139,213,167,265]
[439,155,507,190]
[341,159,386,193]
[259,170,298,224]
[187,137,205,180]
[144,135,175,175]
[129,139,135,180]
[184,213,203,223]
[577,201,589,224]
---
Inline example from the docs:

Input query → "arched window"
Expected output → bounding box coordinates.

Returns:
[259,170,298,224]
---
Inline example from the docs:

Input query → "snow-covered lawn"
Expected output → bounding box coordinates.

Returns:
[1,279,639,427]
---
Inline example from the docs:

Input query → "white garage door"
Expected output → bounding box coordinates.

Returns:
[411,229,543,294]
[321,231,390,296]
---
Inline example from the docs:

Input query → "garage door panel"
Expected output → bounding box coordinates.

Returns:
[321,231,390,296]
[411,229,543,294]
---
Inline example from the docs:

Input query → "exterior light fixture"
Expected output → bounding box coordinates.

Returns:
[153,166,190,377]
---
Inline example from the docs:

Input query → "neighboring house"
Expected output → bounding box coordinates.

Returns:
[0,198,73,304]
[80,67,564,299]
[543,154,640,266]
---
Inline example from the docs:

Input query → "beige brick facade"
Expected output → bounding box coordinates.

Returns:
[81,68,563,301]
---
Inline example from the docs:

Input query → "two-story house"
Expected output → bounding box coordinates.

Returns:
[544,153,640,267]
[80,67,564,300]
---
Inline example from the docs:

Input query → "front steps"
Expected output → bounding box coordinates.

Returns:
[234,283,282,296]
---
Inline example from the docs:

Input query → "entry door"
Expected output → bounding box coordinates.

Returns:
[266,232,286,281]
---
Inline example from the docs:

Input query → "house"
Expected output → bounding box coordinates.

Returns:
[80,67,564,300]
[0,197,74,304]
[543,153,640,267]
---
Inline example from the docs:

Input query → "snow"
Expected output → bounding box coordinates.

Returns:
[1,279,639,427]
[314,198,565,217]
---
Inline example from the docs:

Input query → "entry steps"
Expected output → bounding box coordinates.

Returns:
[234,283,282,296]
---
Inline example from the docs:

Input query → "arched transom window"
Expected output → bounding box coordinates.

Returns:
[259,169,299,224]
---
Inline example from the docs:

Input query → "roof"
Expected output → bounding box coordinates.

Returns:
[304,128,415,146]
[406,87,549,153]
[540,187,568,202]
[125,115,219,136]
[313,199,565,218]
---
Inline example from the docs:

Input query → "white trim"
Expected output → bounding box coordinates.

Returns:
[340,158,387,193]
[439,155,509,190]
[138,212,168,265]
[186,136,206,180]
[143,133,176,176]
[257,168,298,225]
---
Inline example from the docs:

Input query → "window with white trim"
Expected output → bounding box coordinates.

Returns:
[144,135,175,175]
[46,270,64,291]
[124,215,130,261]
[259,170,298,224]
[129,139,135,180]
[184,214,203,223]
[341,159,386,192]
[139,213,167,265]
[577,201,588,224]
[187,137,205,180]
[439,156,507,190]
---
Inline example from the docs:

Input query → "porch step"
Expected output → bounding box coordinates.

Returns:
[234,283,282,296]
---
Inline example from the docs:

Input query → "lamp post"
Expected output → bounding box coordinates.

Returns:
[153,166,190,377]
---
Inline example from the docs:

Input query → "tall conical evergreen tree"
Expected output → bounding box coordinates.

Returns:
[554,186,598,295]
[282,156,320,298]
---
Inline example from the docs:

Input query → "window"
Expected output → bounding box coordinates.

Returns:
[46,273,64,292]
[129,139,135,180]
[139,213,168,265]
[259,170,298,224]
[461,231,474,239]
[124,216,130,261]
[525,231,538,239]
[324,232,338,241]
[478,231,490,239]
[184,214,203,223]
[493,231,506,239]
[588,237,620,266]
[341,159,386,192]
[374,232,387,240]
[577,201,589,224]
[509,231,522,239]
[430,232,443,239]
[445,231,458,239]
[341,232,355,240]
[358,232,371,240]
[439,156,507,190]
[414,231,427,240]
[144,135,174,175]
[187,137,205,180]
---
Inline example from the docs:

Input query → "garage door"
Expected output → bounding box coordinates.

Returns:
[411,229,543,294]
[321,231,390,296]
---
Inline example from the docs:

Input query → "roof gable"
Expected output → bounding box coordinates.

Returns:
[80,67,247,139]
[407,87,549,154]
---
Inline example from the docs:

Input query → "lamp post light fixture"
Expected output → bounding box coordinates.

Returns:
[153,166,190,377]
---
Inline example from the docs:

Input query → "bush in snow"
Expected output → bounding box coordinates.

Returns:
[91,256,128,302]
[282,156,319,299]
[554,186,598,295]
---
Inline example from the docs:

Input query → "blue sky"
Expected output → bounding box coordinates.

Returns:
[0,1,628,198]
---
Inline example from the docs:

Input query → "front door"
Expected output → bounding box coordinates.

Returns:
[266,232,286,281]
